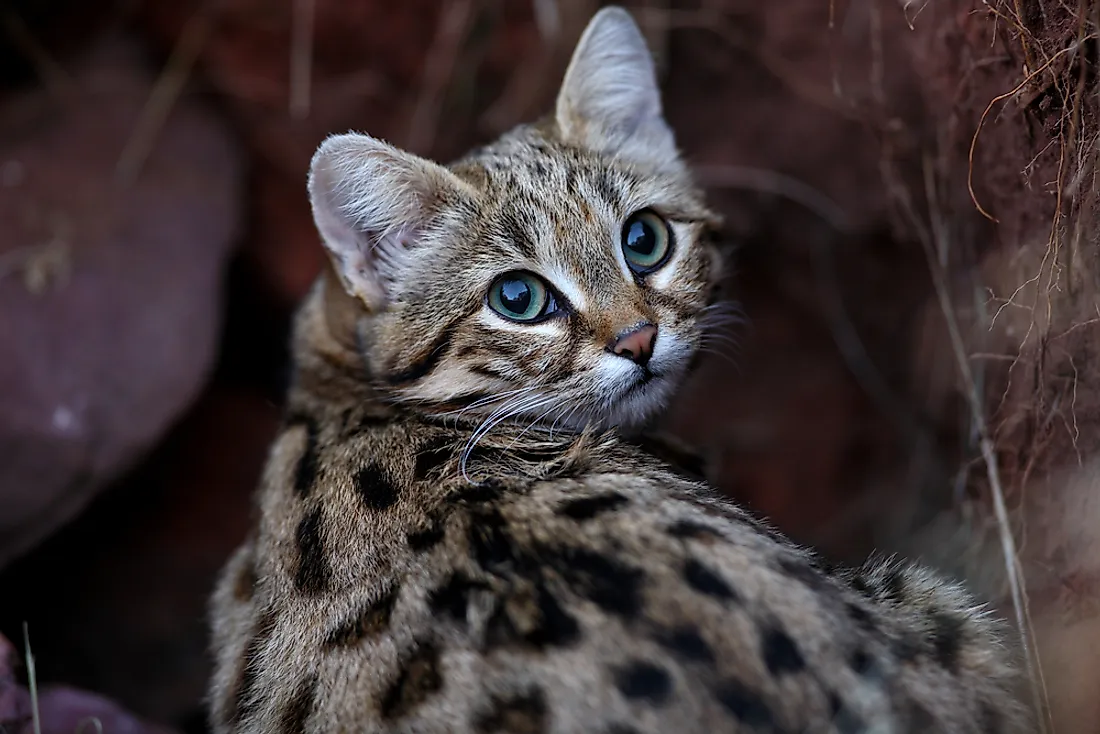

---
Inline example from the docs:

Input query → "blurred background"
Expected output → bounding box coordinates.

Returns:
[0,0,1097,731]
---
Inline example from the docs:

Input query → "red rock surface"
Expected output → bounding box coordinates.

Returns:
[0,39,242,568]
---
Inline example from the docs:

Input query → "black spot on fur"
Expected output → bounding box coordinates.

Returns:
[606,726,641,734]
[615,661,672,705]
[849,574,872,596]
[475,690,547,733]
[380,642,443,719]
[325,585,399,647]
[486,582,581,650]
[229,609,276,726]
[715,680,775,727]
[980,701,1004,734]
[658,627,715,663]
[761,626,805,675]
[468,508,517,572]
[892,630,923,662]
[667,520,723,543]
[233,555,257,602]
[278,674,317,733]
[429,571,490,622]
[547,545,644,619]
[828,693,866,734]
[355,462,399,511]
[845,601,877,631]
[292,419,319,496]
[294,507,331,595]
[684,558,737,601]
[529,585,581,647]
[557,492,628,520]
[776,555,829,592]
[407,523,447,552]
[929,610,964,672]
[849,647,874,677]
[903,699,938,728]
[452,481,506,505]
[882,568,908,604]
[414,439,454,480]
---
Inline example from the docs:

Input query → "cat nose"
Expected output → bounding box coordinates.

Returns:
[610,323,657,366]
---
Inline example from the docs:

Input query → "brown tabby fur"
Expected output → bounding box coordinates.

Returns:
[208,7,1027,733]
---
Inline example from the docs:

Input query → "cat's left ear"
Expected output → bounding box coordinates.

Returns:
[555,7,680,174]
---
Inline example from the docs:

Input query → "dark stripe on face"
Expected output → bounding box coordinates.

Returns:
[469,363,515,382]
[592,168,622,210]
[386,327,455,384]
[647,290,700,324]
[499,209,537,259]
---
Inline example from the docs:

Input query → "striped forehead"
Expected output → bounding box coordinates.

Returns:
[478,155,646,311]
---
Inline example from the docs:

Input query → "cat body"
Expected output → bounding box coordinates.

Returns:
[208,8,1025,733]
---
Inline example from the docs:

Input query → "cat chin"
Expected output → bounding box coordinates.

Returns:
[603,372,678,431]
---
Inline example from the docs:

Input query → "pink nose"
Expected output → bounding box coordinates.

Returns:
[611,324,657,366]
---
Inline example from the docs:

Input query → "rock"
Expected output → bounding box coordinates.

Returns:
[0,633,31,731]
[1,385,278,724]
[2,635,180,734]
[0,37,242,569]
[26,686,181,734]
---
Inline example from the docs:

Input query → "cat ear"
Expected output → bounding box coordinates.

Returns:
[308,133,474,310]
[555,7,679,173]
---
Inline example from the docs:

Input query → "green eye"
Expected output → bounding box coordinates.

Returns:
[622,210,672,273]
[487,272,556,322]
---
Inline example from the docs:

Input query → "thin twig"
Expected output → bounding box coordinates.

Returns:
[23,623,40,734]
[115,8,211,185]
[968,40,1094,221]
[405,0,476,154]
[919,156,1051,733]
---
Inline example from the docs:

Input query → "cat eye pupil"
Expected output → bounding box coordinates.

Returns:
[499,279,532,314]
[487,272,554,322]
[626,220,657,256]
[621,210,671,273]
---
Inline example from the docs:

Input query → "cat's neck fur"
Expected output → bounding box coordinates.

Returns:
[285,263,390,419]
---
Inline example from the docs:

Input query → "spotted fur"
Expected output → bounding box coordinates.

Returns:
[208,7,1027,733]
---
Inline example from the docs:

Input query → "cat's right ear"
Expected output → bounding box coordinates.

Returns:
[555,7,680,174]
[308,133,475,311]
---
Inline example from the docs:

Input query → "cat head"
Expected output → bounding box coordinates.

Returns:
[307,6,724,432]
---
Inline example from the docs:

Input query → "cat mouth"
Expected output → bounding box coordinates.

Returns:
[620,366,659,396]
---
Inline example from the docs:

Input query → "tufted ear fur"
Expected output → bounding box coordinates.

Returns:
[555,7,680,174]
[308,133,476,311]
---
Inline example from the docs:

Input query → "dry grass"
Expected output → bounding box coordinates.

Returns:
[874,1,1100,730]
